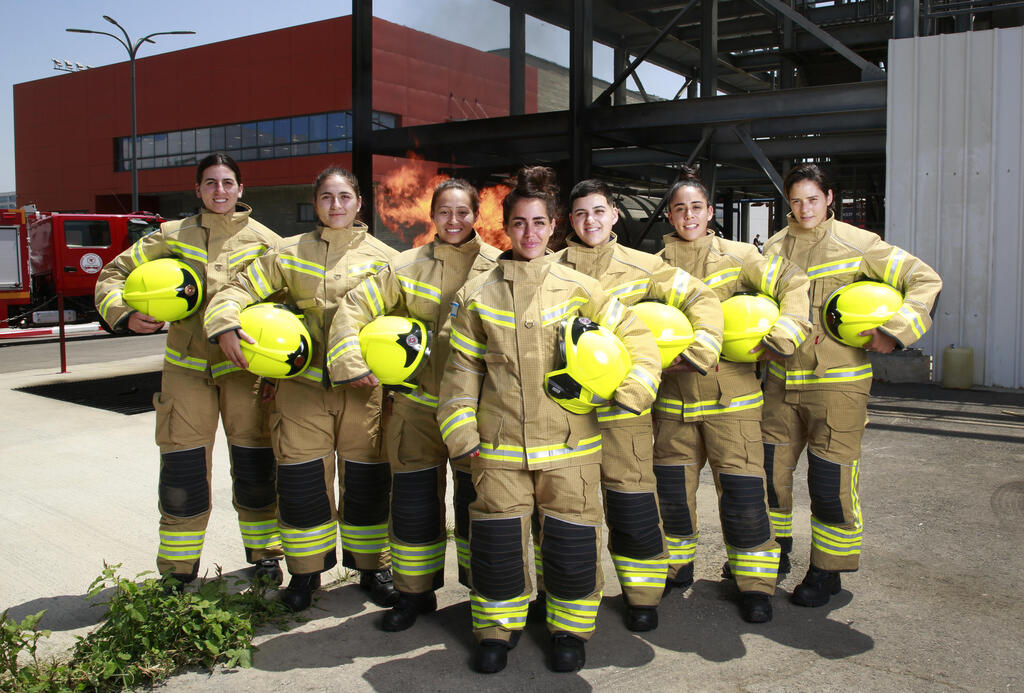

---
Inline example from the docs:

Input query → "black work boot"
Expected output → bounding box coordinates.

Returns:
[381,590,437,632]
[550,633,586,672]
[473,631,521,674]
[626,605,659,632]
[740,592,773,623]
[279,572,321,612]
[663,563,694,595]
[250,558,284,587]
[777,536,793,576]
[791,565,841,607]
[360,568,400,607]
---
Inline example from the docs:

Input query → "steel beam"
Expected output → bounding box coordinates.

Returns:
[731,124,784,197]
[701,0,719,98]
[635,126,714,244]
[751,0,885,80]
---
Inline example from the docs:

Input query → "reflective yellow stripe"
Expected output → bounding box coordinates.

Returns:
[759,255,783,296]
[703,266,740,289]
[476,434,603,467]
[229,244,267,269]
[609,278,649,302]
[157,530,205,561]
[450,327,486,358]
[546,594,602,633]
[767,361,873,385]
[470,300,516,328]
[596,297,625,329]
[130,240,148,265]
[682,391,763,418]
[440,407,477,441]
[339,523,389,554]
[164,346,207,372]
[541,296,587,326]
[349,259,388,276]
[398,274,442,303]
[611,554,668,587]
[327,336,360,367]
[471,594,529,631]
[666,268,693,308]
[239,519,282,550]
[806,256,861,279]
[281,254,325,279]
[281,522,337,558]
[401,387,439,408]
[97,289,121,322]
[391,541,446,576]
[166,239,207,263]
[883,248,907,287]
[360,276,385,317]
[245,260,273,299]
[770,511,793,538]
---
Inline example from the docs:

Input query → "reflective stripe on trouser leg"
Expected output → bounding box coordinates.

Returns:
[653,464,697,581]
[541,515,601,637]
[340,459,391,570]
[229,444,282,562]
[453,466,474,587]
[390,466,445,593]
[157,446,210,575]
[718,471,779,593]
[470,515,529,642]
[605,488,667,606]
[277,457,338,574]
[808,451,863,571]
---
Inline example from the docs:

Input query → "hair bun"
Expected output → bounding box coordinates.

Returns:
[675,164,701,184]
[512,165,559,198]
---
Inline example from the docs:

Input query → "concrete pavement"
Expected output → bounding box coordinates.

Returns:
[2,338,1023,691]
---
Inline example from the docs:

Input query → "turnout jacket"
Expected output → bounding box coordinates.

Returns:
[327,232,501,406]
[204,222,396,389]
[436,252,662,470]
[763,214,942,394]
[95,205,281,378]
[656,232,811,422]
[551,233,722,422]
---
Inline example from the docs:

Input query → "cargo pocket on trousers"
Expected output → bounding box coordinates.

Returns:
[153,392,174,447]
[824,393,867,461]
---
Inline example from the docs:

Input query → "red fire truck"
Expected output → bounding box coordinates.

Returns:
[0,208,164,328]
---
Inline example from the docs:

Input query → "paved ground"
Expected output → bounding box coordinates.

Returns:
[2,336,1023,692]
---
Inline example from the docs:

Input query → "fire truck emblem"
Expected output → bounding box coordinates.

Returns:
[80,253,103,274]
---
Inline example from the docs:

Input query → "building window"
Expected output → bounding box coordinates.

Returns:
[115,110,400,172]
[297,203,316,223]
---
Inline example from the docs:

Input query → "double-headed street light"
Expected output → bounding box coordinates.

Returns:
[67,16,194,212]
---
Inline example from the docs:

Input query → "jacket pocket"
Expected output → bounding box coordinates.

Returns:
[477,412,503,446]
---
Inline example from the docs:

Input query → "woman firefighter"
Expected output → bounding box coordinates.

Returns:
[436,166,661,674]
[654,166,812,623]
[94,153,285,589]
[762,162,941,607]
[550,178,721,631]
[206,166,399,611]
[327,179,500,631]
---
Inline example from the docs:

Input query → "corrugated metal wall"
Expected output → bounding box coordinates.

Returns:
[887,26,1024,389]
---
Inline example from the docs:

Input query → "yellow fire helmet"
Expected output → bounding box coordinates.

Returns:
[238,303,312,378]
[123,257,203,322]
[721,292,780,362]
[823,280,903,348]
[629,301,695,368]
[358,315,431,393]
[545,316,632,415]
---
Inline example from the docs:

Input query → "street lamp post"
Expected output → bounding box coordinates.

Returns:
[67,16,194,212]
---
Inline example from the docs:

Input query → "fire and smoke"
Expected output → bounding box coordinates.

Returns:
[375,162,511,250]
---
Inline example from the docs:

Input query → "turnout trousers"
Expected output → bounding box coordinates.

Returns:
[597,412,668,607]
[154,368,282,577]
[385,396,475,593]
[761,376,868,572]
[468,462,604,645]
[270,379,390,576]
[653,416,780,595]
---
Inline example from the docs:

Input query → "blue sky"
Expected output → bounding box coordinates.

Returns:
[0,0,684,194]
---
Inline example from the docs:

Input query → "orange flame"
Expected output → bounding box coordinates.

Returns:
[375,162,511,250]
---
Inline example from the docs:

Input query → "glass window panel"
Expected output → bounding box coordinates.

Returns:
[310,141,327,155]
[291,143,309,157]
[241,147,259,161]
[139,157,154,170]
[166,155,180,168]
[328,111,348,140]
[181,153,196,166]
[167,131,181,155]
[241,122,258,148]
[291,115,309,143]
[309,114,327,142]
[154,133,167,156]
[211,126,225,151]
[328,139,352,153]
[297,203,316,223]
[64,220,111,248]
[258,120,273,146]
[181,130,195,153]
[140,135,154,158]
[274,118,290,145]
[260,146,273,159]
[154,156,167,168]
[195,128,210,153]
[275,145,290,158]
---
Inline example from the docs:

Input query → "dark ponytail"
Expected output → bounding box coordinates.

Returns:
[666,165,711,206]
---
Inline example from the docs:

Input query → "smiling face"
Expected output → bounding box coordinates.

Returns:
[787,179,834,230]
[668,184,714,241]
[570,192,618,248]
[506,198,553,260]
[315,175,362,229]
[195,164,243,214]
[431,188,476,246]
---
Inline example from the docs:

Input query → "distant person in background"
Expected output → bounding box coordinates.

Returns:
[95,153,285,591]
[207,166,398,612]
[753,234,763,252]
[762,162,941,607]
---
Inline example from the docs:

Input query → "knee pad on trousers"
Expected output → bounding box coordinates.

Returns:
[392,467,441,544]
[763,443,780,508]
[541,516,597,600]
[277,458,332,528]
[605,489,663,559]
[230,445,276,509]
[470,517,524,600]
[159,447,209,518]
[342,460,390,525]
[653,465,694,537]
[453,469,475,540]
[719,473,772,549]
[807,451,846,523]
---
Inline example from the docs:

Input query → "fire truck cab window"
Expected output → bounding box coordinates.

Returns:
[127,218,160,244]
[64,220,111,248]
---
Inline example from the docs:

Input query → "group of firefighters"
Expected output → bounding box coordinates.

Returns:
[94,153,941,674]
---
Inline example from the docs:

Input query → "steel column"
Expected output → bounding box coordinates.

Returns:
[570,0,593,182]
[510,3,526,115]
[701,0,718,97]
[352,0,374,224]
